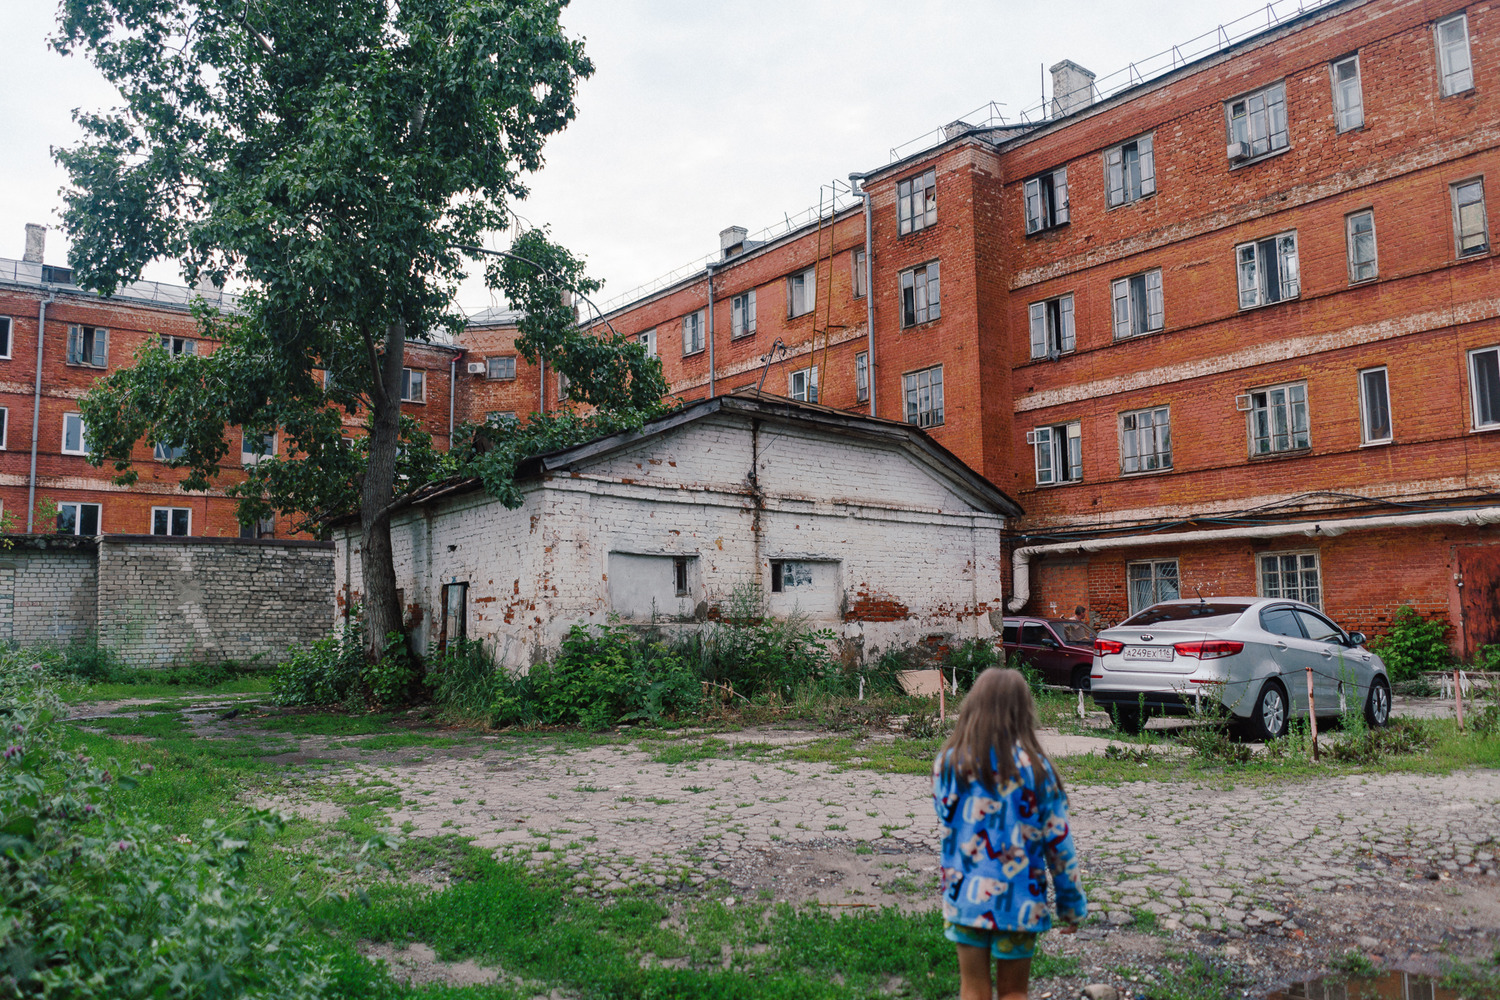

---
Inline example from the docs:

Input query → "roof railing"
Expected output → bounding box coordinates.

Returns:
[0,256,239,310]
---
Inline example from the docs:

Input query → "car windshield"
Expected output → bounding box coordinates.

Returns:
[1058,622,1096,644]
[1120,602,1252,629]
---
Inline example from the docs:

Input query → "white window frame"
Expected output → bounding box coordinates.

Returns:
[242,429,276,466]
[0,406,7,449]
[1330,54,1364,132]
[1110,269,1163,339]
[0,316,12,359]
[1358,365,1393,446]
[1029,421,1082,486]
[160,335,197,356]
[1024,166,1070,233]
[681,311,705,355]
[1226,81,1290,162]
[1236,231,1300,308]
[789,365,819,403]
[897,168,937,236]
[1468,346,1500,431]
[1119,405,1172,475]
[151,506,192,537]
[1104,134,1155,208]
[1258,550,1322,608]
[1246,381,1311,455]
[852,250,867,299]
[1451,178,1489,257]
[487,355,517,380]
[1029,294,1076,359]
[486,410,518,427]
[638,330,658,357]
[1436,13,1474,97]
[400,367,426,403]
[855,351,869,403]
[1128,559,1180,615]
[787,268,816,318]
[66,325,109,368]
[903,365,944,428]
[900,260,941,328]
[61,412,88,456]
[558,373,570,401]
[57,501,101,536]
[1346,210,1378,282]
[731,291,757,338]
[153,440,186,463]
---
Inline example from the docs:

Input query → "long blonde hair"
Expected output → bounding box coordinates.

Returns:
[938,667,1059,794]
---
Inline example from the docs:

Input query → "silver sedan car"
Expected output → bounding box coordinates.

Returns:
[1088,598,1392,740]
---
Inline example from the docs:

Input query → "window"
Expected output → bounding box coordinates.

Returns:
[1436,13,1474,96]
[1468,346,1500,430]
[770,560,813,593]
[486,411,518,427]
[1330,55,1364,132]
[638,330,657,357]
[558,373,570,400]
[1028,294,1076,359]
[1246,382,1310,454]
[242,429,275,465]
[789,366,819,403]
[852,250,867,298]
[62,413,88,456]
[1259,551,1321,607]
[1030,421,1082,485]
[897,168,937,235]
[1120,406,1171,474]
[1024,167,1069,233]
[440,581,468,650]
[1105,135,1155,207]
[1236,232,1300,308]
[787,269,816,318]
[66,325,108,367]
[1346,210,1378,282]
[900,261,941,327]
[239,515,275,539]
[855,352,869,404]
[731,291,757,338]
[1110,269,1163,339]
[682,311,705,355]
[1226,81,1289,161]
[153,440,186,463]
[400,368,426,402]
[57,502,101,536]
[161,335,196,356]
[0,407,6,449]
[487,355,517,380]
[0,317,11,359]
[1128,560,1180,615]
[1452,179,1488,256]
[1359,366,1392,444]
[673,556,690,597]
[151,507,191,536]
[903,365,944,428]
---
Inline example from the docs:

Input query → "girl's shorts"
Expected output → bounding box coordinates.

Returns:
[943,922,1040,960]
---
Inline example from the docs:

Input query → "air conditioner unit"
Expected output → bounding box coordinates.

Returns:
[466,362,486,375]
[1227,141,1251,163]
[1234,394,1254,412]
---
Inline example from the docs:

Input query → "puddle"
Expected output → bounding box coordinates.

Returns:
[1266,968,1459,1000]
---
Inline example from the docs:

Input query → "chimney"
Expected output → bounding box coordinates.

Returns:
[1049,60,1097,119]
[942,120,976,140]
[23,224,46,264]
[719,225,748,260]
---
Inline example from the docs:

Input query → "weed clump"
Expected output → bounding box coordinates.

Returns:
[271,629,423,710]
[1370,605,1452,682]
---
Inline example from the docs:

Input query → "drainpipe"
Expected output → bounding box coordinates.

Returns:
[850,173,876,417]
[448,354,457,446]
[26,289,56,532]
[705,263,717,399]
[1006,505,1500,612]
[538,356,546,415]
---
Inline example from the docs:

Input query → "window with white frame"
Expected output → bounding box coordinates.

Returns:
[1226,81,1289,162]
[787,268,816,317]
[153,440,186,463]
[239,515,275,539]
[1110,269,1163,339]
[731,291,756,338]
[0,407,7,449]
[1330,55,1364,132]
[1346,210,1378,282]
[486,410,518,427]
[160,335,196,356]
[1246,382,1310,455]
[151,507,191,536]
[1260,551,1321,607]
[897,168,937,235]
[1236,232,1300,308]
[852,250,867,298]
[904,365,943,428]
[1359,366,1392,444]
[57,502,101,536]
[900,261,940,327]
[1029,294,1075,359]
[66,325,108,367]
[1452,179,1488,256]
[1105,135,1155,207]
[0,316,12,359]
[855,351,869,403]
[558,373,570,400]
[242,429,275,465]
[1128,559,1180,615]
[1469,346,1500,430]
[682,311,705,355]
[1120,406,1171,474]
[1024,167,1069,233]
[1436,13,1474,96]
[1030,421,1082,485]
[789,365,818,403]
[62,413,88,456]
[400,368,426,402]
[638,330,657,357]
[487,355,517,379]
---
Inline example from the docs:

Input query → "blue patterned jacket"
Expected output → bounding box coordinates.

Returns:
[932,745,1087,933]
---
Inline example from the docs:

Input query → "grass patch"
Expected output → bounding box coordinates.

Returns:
[73,710,192,738]
[57,674,272,702]
[1124,952,1245,1000]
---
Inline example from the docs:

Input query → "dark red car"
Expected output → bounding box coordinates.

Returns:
[1000,616,1098,690]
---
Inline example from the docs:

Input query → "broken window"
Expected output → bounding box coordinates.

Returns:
[1436,13,1474,96]
[400,367,426,402]
[1346,210,1377,282]
[1029,294,1075,359]
[62,413,89,456]
[903,365,943,428]
[1246,382,1310,454]
[1359,367,1392,444]
[787,268,816,318]
[57,502,101,536]
[855,352,869,404]
[160,335,197,356]
[487,355,517,379]
[1259,551,1321,608]
[1236,232,1300,308]
[151,507,191,536]
[1226,81,1289,162]
[770,560,813,593]
[1330,54,1364,132]
[1105,135,1155,207]
[1469,346,1500,429]
[1111,269,1163,339]
[1024,166,1069,233]
[1451,179,1488,257]
[731,291,756,338]
[897,168,937,236]
[1120,406,1171,474]
[1128,560,1180,615]
[66,325,108,367]
[789,366,819,403]
[1030,421,1082,485]
[440,582,468,650]
[900,261,940,327]
[682,310,705,355]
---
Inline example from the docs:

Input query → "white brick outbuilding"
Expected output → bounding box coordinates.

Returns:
[333,394,1021,669]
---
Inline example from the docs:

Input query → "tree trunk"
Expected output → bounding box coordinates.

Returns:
[359,319,408,661]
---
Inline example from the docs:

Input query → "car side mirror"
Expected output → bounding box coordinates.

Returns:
[1042,637,1059,648]
[1346,631,1366,647]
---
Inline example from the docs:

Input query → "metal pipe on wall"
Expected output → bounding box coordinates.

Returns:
[851,173,876,417]
[26,289,56,532]
[705,264,717,398]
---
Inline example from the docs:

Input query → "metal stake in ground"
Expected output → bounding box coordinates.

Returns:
[1306,664,1319,761]
[1455,666,1466,732]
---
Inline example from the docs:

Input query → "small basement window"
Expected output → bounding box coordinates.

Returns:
[674,556,690,597]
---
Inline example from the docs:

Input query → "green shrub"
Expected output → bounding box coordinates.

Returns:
[430,638,501,718]
[1371,605,1453,682]
[271,631,424,710]
[944,639,999,693]
[527,622,700,729]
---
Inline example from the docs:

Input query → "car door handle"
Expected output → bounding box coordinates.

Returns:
[1275,642,1289,650]
[1320,648,1333,658]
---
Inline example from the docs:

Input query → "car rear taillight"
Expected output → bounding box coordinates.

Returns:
[1172,640,1244,659]
[1094,638,1125,655]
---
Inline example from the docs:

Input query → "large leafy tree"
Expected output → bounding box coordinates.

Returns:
[54,0,666,657]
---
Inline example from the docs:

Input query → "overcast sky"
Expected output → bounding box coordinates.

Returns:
[0,0,1289,313]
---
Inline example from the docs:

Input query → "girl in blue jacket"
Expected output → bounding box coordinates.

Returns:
[932,667,1086,1000]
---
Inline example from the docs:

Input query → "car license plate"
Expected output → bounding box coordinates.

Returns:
[1123,646,1174,661]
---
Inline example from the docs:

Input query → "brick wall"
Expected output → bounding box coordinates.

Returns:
[0,535,98,648]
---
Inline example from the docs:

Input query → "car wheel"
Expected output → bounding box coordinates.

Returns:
[1070,665,1091,692]
[1247,681,1290,741]
[1364,676,1391,729]
[1113,706,1145,734]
